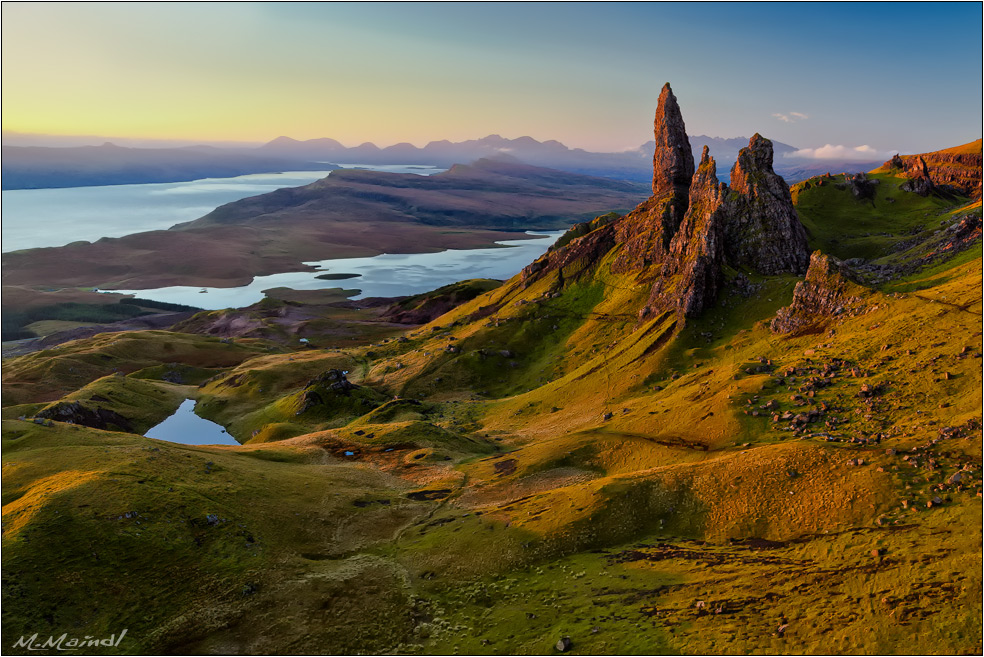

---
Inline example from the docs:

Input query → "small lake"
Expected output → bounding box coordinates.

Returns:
[1,164,445,252]
[104,231,565,309]
[144,398,239,446]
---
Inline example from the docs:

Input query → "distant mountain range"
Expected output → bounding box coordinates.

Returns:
[256,133,806,183]
[0,143,331,190]
[1,134,883,190]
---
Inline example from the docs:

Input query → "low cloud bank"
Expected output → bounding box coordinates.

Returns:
[786,144,894,160]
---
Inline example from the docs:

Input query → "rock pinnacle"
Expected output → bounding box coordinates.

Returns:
[652,83,695,200]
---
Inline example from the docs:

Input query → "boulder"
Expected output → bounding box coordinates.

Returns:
[846,171,877,199]
[35,401,133,433]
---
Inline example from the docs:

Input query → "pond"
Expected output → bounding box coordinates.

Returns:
[144,398,239,446]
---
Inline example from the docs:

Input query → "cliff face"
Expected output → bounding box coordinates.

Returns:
[522,83,810,319]
[724,134,811,275]
[886,140,982,199]
[645,146,728,317]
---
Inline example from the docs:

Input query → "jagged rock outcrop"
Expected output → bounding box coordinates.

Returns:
[35,401,134,432]
[611,196,677,272]
[771,252,866,334]
[639,135,809,317]
[900,173,934,196]
[520,84,811,320]
[887,141,982,199]
[724,135,811,275]
[644,147,727,316]
[845,171,878,200]
[522,221,617,285]
[898,156,935,196]
[296,369,359,414]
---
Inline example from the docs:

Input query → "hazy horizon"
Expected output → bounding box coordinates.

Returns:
[2,128,788,152]
[6,129,977,163]
[2,2,982,156]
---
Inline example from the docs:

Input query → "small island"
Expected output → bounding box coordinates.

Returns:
[314,272,362,280]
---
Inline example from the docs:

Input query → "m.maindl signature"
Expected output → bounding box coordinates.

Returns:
[12,630,127,651]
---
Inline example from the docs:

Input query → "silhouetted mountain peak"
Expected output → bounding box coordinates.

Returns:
[266,136,301,146]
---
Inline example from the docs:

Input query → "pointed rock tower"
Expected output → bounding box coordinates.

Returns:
[523,83,810,320]
[652,83,695,208]
[613,83,694,270]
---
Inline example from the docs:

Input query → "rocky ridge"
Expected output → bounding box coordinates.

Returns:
[886,140,983,199]
[523,83,810,319]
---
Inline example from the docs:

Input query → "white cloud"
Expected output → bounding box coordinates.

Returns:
[786,144,894,160]
[773,111,809,123]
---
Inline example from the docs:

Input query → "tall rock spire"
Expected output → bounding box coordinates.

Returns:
[520,85,811,322]
[652,83,695,200]
[611,84,696,272]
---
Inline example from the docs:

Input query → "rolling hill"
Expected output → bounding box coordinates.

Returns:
[2,85,981,655]
[1,159,649,313]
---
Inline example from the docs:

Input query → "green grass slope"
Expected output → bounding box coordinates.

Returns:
[2,167,981,654]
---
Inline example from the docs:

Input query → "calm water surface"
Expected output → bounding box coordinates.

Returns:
[105,231,565,309]
[145,399,239,446]
[5,162,562,310]
[1,164,444,252]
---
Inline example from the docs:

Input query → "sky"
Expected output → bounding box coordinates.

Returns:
[2,2,981,156]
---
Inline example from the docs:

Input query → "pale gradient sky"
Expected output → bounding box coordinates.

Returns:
[2,2,981,154]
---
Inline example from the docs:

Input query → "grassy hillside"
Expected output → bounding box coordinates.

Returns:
[792,171,972,260]
[937,139,983,156]
[2,165,981,654]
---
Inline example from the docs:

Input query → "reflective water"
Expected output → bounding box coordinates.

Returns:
[144,398,239,446]
[1,164,445,252]
[104,231,564,309]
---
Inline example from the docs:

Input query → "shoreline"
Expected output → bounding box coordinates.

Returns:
[2,221,559,291]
